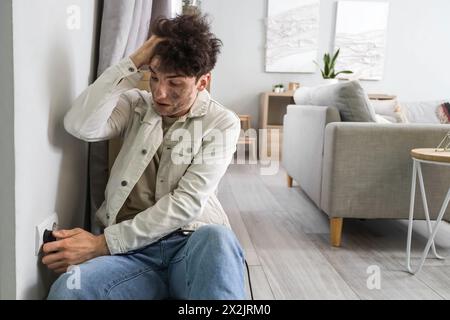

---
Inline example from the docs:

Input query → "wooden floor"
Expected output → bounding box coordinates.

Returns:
[218,163,450,300]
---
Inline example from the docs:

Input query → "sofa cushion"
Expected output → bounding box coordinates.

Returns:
[394,105,409,123]
[375,114,396,123]
[294,80,376,122]
[370,99,410,124]
[370,99,398,118]
[399,100,444,124]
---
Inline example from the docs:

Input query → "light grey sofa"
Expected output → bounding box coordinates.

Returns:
[282,104,450,246]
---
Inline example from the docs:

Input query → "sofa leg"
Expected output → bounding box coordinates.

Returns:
[287,174,293,188]
[330,218,343,247]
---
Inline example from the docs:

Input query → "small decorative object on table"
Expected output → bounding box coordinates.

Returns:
[273,84,285,93]
[288,82,300,91]
[436,131,450,152]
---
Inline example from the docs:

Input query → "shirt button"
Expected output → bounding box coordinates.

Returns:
[106,214,110,219]
[142,149,148,155]
[128,67,135,72]
[160,179,164,183]
[121,181,128,187]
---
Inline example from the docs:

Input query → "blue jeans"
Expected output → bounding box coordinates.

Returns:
[47,225,245,300]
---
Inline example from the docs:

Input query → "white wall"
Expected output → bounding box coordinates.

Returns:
[11,0,99,299]
[203,0,450,129]
[0,0,16,300]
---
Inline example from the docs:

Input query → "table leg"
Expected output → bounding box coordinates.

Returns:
[417,162,444,260]
[412,187,450,274]
[406,160,417,273]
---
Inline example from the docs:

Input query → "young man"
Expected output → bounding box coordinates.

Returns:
[44,14,245,300]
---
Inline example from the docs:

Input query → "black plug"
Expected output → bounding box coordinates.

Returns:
[43,229,57,244]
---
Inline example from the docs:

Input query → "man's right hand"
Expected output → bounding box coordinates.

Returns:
[130,36,163,69]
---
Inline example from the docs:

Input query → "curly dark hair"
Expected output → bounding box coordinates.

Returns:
[150,14,222,79]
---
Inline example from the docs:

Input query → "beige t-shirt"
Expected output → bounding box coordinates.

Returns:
[116,115,179,223]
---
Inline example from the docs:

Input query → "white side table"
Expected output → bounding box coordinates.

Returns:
[406,148,450,274]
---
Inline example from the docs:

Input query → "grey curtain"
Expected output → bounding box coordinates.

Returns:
[88,0,172,233]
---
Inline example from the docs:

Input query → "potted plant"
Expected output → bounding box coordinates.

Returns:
[273,84,285,93]
[314,48,353,84]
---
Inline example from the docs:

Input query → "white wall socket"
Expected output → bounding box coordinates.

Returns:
[35,213,59,256]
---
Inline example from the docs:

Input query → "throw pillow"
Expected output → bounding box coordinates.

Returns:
[293,80,376,122]
[370,99,398,118]
[375,114,395,124]
[436,102,450,124]
[394,104,409,123]
[399,100,443,123]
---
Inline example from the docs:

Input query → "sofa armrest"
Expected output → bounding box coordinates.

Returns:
[321,122,450,220]
[282,105,340,206]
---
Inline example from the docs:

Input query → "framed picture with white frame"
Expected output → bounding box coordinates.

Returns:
[265,0,320,73]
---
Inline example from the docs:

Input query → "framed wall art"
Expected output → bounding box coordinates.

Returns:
[265,0,320,73]
[334,1,390,80]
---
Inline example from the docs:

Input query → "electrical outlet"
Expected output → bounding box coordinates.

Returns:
[35,213,59,256]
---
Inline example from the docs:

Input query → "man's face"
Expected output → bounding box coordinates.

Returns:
[149,58,210,118]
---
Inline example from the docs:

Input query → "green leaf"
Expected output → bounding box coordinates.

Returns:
[323,54,330,77]
[330,48,340,70]
[335,70,353,76]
